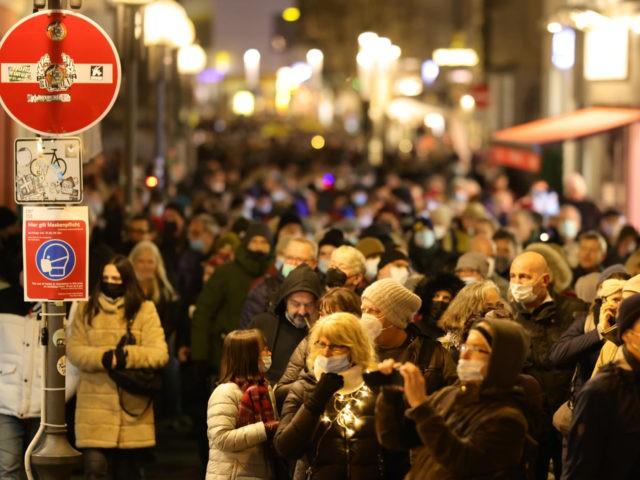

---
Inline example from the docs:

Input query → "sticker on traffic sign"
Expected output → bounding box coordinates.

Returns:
[23,206,89,301]
[14,137,83,204]
[0,10,121,136]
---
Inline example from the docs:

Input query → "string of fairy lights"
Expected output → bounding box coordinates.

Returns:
[320,385,371,437]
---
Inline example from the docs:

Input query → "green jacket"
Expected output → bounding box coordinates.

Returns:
[190,246,271,370]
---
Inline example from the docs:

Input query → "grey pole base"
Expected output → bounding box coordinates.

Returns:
[31,431,82,480]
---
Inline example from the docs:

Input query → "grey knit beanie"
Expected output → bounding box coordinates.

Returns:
[361,278,421,329]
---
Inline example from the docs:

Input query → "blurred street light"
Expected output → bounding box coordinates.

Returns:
[243,48,261,91]
[143,0,194,192]
[356,31,401,166]
[113,0,153,219]
[178,44,207,75]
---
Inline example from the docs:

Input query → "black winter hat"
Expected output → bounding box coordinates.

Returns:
[378,248,409,271]
[319,228,346,248]
[243,221,273,248]
[617,293,640,341]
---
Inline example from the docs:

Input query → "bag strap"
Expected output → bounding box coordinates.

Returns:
[567,365,579,409]
[117,319,152,417]
[116,386,153,417]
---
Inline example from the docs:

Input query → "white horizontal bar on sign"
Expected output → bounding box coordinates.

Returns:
[0,63,114,84]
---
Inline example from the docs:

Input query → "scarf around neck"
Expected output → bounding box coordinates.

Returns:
[234,377,276,427]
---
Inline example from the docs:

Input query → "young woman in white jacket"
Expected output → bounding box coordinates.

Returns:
[206,329,279,480]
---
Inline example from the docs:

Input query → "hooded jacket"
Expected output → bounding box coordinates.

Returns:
[376,318,536,479]
[251,264,322,384]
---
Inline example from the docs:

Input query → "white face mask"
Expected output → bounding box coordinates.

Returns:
[486,257,495,278]
[414,229,436,250]
[390,266,409,285]
[365,257,380,279]
[510,281,538,304]
[259,355,272,373]
[460,276,478,285]
[433,225,447,240]
[360,313,383,339]
[317,258,330,274]
[314,354,350,377]
[456,358,486,383]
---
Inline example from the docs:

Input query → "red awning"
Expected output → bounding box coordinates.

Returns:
[492,107,640,145]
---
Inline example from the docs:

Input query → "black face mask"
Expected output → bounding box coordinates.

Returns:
[325,268,347,288]
[494,255,511,274]
[428,300,449,323]
[163,221,177,237]
[246,250,269,262]
[101,281,125,299]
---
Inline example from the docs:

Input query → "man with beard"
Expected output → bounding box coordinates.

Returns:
[250,264,322,386]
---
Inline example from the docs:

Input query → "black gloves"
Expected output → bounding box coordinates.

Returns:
[305,372,344,416]
[264,420,279,440]
[101,348,127,370]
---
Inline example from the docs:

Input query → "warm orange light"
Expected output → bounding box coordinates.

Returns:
[145,175,159,188]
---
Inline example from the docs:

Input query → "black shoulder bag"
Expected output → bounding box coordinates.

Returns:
[108,319,163,416]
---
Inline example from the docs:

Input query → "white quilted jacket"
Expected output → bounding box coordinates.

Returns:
[206,382,274,480]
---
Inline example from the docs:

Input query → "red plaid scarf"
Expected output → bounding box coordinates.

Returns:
[235,378,276,428]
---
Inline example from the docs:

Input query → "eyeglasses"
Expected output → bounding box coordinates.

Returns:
[314,340,349,353]
[460,343,491,355]
[288,299,316,310]
[284,255,312,265]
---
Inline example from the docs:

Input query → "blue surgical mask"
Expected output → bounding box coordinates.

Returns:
[281,263,296,278]
[456,358,486,383]
[190,238,206,253]
[314,354,351,374]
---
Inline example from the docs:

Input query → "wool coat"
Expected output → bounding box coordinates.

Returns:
[67,296,168,449]
[206,382,274,480]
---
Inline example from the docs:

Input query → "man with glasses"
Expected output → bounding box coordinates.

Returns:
[250,264,322,386]
[240,236,318,329]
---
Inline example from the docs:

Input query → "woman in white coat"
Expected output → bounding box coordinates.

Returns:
[206,329,279,480]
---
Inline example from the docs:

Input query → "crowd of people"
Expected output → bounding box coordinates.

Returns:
[1,128,640,479]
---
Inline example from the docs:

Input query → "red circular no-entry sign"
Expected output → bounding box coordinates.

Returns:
[0,10,121,136]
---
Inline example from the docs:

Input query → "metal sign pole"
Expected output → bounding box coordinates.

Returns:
[30,302,82,480]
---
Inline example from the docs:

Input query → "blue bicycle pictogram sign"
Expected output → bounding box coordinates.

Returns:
[36,239,76,280]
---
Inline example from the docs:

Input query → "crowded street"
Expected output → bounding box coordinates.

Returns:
[1,1,640,479]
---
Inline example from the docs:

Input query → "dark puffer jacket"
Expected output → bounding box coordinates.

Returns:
[510,293,588,413]
[274,370,388,480]
[376,318,535,480]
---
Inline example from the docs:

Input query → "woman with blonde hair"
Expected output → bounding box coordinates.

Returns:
[275,287,362,405]
[129,240,181,423]
[438,280,504,357]
[206,329,278,480]
[275,313,391,479]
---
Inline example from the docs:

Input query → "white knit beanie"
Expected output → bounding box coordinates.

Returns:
[361,278,421,329]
